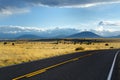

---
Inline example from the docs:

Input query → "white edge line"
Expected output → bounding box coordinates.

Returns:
[107,50,120,80]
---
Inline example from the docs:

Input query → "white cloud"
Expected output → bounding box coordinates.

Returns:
[0,25,120,37]
[96,20,120,33]
[0,25,47,34]
[94,20,120,36]
[95,26,104,32]
[0,7,30,15]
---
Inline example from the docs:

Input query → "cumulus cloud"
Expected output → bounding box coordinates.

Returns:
[0,25,120,37]
[95,20,120,36]
[0,0,120,15]
[99,21,120,26]
[0,25,81,34]
[0,25,80,38]
[0,25,46,33]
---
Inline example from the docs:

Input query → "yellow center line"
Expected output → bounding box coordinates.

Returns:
[12,53,93,80]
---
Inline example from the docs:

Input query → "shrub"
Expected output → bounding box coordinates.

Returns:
[12,43,15,46]
[3,42,7,45]
[75,47,85,51]
[105,43,109,46]
[86,42,92,45]
[110,47,114,49]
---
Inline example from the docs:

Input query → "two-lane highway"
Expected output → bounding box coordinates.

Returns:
[0,49,120,80]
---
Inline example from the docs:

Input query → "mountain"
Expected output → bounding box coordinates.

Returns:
[0,33,21,39]
[17,34,43,39]
[111,35,120,38]
[67,31,101,38]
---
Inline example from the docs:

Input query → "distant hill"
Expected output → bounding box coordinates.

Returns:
[0,31,119,39]
[17,34,43,39]
[67,31,101,38]
[111,35,120,38]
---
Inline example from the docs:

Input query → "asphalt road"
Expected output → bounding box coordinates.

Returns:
[0,49,120,80]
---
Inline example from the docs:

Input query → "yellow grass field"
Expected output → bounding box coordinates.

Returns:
[0,41,120,67]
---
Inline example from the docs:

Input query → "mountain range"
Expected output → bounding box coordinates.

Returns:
[0,26,120,39]
[17,34,44,39]
[0,31,118,39]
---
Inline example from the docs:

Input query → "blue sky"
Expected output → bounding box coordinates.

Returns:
[0,0,120,32]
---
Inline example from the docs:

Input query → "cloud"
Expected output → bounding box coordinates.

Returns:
[91,29,120,37]
[95,20,120,36]
[26,0,120,8]
[0,0,120,15]
[0,7,30,15]
[0,25,80,38]
[0,25,46,33]
[0,0,29,15]
[99,21,120,26]
[0,25,120,37]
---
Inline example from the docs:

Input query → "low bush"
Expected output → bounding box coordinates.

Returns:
[75,47,85,51]
[105,43,109,46]
[110,47,114,49]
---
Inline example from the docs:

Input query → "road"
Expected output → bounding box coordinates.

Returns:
[0,49,120,80]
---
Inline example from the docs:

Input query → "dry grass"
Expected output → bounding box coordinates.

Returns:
[0,41,120,67]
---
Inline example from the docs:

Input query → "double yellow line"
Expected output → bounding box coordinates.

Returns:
[12,53,93,80]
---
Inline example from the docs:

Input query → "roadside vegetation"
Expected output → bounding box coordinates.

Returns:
[0,39,120,67]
